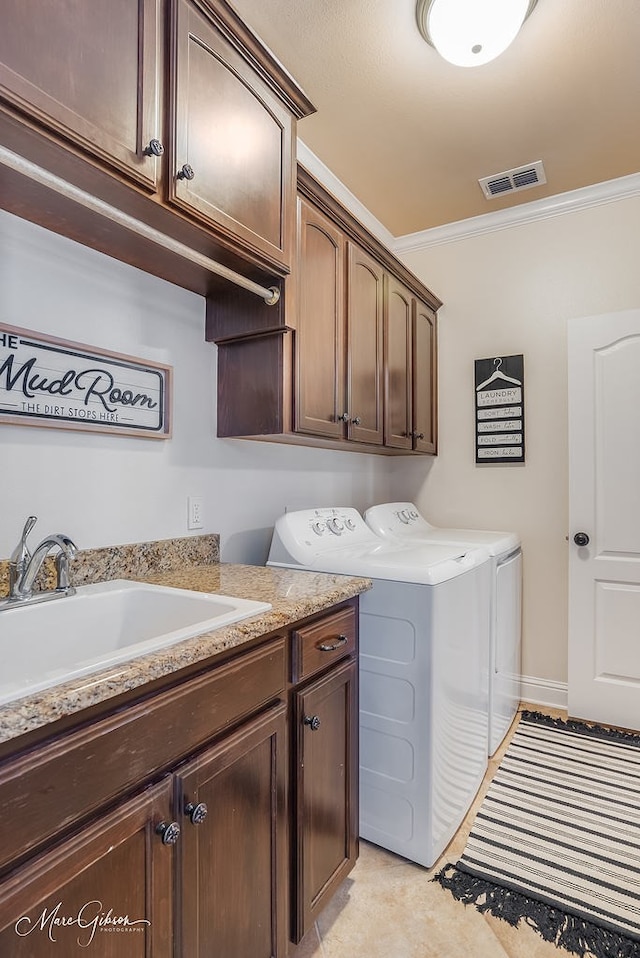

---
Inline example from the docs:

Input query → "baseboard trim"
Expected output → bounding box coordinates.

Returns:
[519,674,568,710]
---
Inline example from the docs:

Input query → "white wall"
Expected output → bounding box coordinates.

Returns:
[0,210,392,565]
[391,194,640,687]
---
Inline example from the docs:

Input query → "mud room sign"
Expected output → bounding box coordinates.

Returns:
[474,354,524,464]
[0,324,172,439]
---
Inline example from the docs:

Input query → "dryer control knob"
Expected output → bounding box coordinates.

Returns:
[345,518,356,531]
[398,511,411,524]
[311,521,325,536]
[327,518,343,535]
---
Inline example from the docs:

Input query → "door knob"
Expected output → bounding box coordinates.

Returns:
[156,821,181,845]
[337,412,351,423]
[143,138,165,157]
[184,801,208,825]
[573,532,590,547]
[177,163,195,181]
[303,714,321,731]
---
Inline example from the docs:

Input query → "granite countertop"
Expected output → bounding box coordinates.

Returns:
[0,561,371,748]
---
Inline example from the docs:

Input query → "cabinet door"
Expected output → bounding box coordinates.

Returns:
[293,659,358,942]
[347,243,384,445]
[295,198,346,438]
[170,0,293,268]
[0,779,173,957]
[413,299,438,454]
[0,0,161,190]
[176,703,288,958]
[384,275,413,450]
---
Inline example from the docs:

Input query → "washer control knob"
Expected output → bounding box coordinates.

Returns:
[311,521,325,536]
[327,518,343,535]
[344,518,356,531]
[398,511,410,524]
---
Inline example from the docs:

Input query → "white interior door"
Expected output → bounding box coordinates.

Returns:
[568,309,640,729]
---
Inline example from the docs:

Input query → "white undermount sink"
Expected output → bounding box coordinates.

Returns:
[0,579,272,707]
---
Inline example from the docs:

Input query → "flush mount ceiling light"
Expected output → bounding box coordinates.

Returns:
[416,0,538,67]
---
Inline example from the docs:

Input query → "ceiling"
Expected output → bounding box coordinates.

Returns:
[230,0,640,236]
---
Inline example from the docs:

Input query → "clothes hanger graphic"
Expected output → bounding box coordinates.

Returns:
[476,357,521,391]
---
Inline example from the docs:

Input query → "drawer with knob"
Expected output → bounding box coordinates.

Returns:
[291,605,356,683]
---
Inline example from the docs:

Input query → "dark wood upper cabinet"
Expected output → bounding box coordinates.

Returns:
[0,0,315,294]
[385,277,439,453]
[295,198,346,438]
[384,275,413,450]
[347,242,384,445]
[413,299,438,454]
[170,0,296,269]
[294,211,384,445]
[208,168,441,455]
[0,0,162,191]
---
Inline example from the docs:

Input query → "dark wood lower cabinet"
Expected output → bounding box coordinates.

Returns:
[177,703,287,958]
[0,779,173,957]
[292,658,358,942]
[0,600,360,957]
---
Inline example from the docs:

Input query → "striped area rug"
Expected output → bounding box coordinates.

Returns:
[435,711,640,958]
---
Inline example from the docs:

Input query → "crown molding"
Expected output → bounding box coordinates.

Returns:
[296,139,640,257]
[296,139,396,249]
[394,173,640,253]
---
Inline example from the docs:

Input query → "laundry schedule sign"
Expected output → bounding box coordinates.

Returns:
[0,323,172,439]
[475,354,524,463]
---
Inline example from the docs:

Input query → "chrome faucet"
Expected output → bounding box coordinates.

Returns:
[3,516,78,609]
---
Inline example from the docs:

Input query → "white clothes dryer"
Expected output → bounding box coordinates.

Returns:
[267,507,492,868]
[364,502,522,756]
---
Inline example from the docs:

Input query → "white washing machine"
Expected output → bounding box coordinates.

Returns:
[267,507,492,868]
[364,502,522,756]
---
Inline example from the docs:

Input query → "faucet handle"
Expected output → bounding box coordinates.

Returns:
[9,516,37,595]
[10,516,37,567]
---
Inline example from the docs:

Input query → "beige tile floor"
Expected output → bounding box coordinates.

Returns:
[291,703,569,958]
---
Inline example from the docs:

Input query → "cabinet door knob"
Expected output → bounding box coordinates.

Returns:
[573,532,590,547]
[411,430,425,440]
[177,163,195,181]
[156,821,181,845]
[337,412,351,423]
[303,714,321,731]
[184,801,208,825]
[351,416,362,426]
[143,138,165,157]
[318,634,348,652]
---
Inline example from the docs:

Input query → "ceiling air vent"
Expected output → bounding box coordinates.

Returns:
[479,160,547,200]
